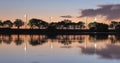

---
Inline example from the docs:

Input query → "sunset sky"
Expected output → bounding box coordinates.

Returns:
[0,0,120,23]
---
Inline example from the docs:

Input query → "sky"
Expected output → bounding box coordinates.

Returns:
[0,0,120,23]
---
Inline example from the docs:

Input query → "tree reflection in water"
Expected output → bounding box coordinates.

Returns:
[108,35,120,44]
[89,34,108,42]
[0,35,2,44]
[2,35,13,44]
[78,35,85,43]
[0,34,120,46]
[58,35,72,48]
[29,35,47,46]
[14,34,24,45]
[0,40,2,44]
[109,35,117,44]
[57,35,85,48]
[114,34,120,43]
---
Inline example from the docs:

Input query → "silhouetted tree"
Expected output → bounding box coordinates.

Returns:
[28,18,38,29]
[28,18,48,29]
[115,24,120,31]
[3,20,13,28]
[88,22,97,30]
[69,22,76,29]
[88,22,108,31]
[57,20,85,30]
[77,21,85,29]
[110,21,119,29]
[36,20,48,29]
[57,19,72,29]
[14,19,24,29]
[0,20,3,28]
[47,22,57,30]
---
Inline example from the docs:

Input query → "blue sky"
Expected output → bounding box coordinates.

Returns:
[0,0,120,22]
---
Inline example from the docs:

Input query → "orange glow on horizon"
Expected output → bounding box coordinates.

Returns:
[0,15,114,24]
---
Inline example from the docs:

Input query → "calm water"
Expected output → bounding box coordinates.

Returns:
[0,34,120,63]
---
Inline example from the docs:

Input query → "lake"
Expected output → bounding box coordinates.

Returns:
[0,34,120,63]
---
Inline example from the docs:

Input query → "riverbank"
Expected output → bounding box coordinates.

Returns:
[0,28,118,35]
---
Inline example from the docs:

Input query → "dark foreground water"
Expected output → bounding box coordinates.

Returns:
[0,34,120,63]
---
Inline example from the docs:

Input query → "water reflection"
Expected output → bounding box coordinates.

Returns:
[0,34,120,45]
[0,35,87,46]
[80,44,120,59]
[14,35,24,45]
[89,34,108,42]
[29,35,47,46]
[2,35,13,44]
[1,34,120,60]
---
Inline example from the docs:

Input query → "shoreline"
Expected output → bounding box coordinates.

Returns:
[0,28,118,35]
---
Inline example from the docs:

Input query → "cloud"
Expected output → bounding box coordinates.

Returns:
[60,15,73,18]
[80,4,120,20]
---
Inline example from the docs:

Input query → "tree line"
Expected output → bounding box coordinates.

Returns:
[0,18,120,30]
